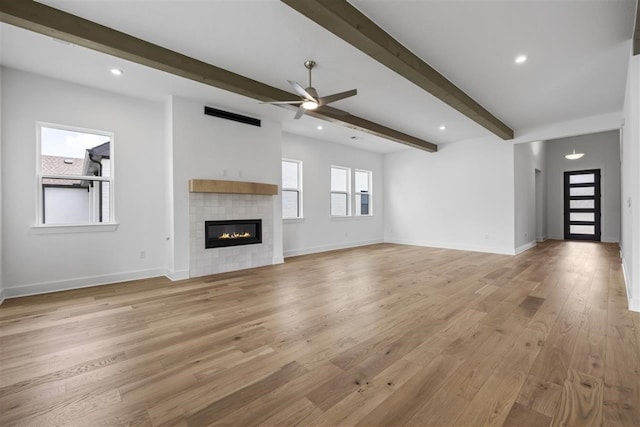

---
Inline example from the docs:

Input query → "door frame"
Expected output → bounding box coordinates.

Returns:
[563,169,601,241]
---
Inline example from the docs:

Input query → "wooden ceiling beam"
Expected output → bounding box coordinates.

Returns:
[281,0,514,140]
[0,0,437,152]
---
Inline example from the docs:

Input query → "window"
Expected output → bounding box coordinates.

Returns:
[38,123,114,225]
[282,159,302,218]
[355,169,372,216]
[330,166,350,216]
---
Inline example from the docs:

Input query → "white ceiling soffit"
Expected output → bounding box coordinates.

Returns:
[1,0,636,153]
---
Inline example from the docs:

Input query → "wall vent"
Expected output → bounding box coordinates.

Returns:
[204,106,261,127]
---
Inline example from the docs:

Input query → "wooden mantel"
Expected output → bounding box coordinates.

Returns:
[189,179,278,195]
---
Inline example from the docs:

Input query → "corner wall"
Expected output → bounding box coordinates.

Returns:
[384,136,515,254]
[281,132,384,257]
[1,68,167,298]
[0,65,4,304]
[621,54,640,311]
[514,140,546,253]
[545,130,621,243]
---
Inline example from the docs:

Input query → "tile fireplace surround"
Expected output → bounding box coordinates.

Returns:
[188,180,277,278]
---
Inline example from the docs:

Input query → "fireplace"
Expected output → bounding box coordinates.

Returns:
[205,219,262,249]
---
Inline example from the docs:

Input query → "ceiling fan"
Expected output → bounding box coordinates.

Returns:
[264,60,357,119]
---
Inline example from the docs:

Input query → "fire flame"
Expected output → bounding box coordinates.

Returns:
[219,232,251,239]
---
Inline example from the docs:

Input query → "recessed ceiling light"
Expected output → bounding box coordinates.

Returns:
[439,125,447,131]
[316,125,323,130]
[514,55,527,64]
[110,68,123,76]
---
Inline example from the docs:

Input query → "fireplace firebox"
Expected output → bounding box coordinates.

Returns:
[205,219,262,249]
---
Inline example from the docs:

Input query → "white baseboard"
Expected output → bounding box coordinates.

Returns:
[165,269,190,281]
[602,236,620,243]
[547,234,564,240]
[0,288,5,306]
[536,235,548,242]
[272,256,285,265]
[620,255,639,312]
[284,239,384,258]
[4,268,166,299]
[384,237,515,256]
[515,241,537,255]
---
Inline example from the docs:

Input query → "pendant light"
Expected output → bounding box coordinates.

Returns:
[565,137,584,160]
[565,148,584,160]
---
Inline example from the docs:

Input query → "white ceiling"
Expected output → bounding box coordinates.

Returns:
[0,0,636,154]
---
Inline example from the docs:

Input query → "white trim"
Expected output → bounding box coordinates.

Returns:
[515,241,537,254]
[547,234,564,240]
[165,269,190,281]
[272,256,285,264]
[32,223,119,234]
[536,235,548,242]
[283,218,305,224]
[330,215,375,221]
[620,255,639,312]
[0,288,5,306]
[4,268,166,299]
[601,236,620,243]
[284,238,383,258]
[384,237,516,256]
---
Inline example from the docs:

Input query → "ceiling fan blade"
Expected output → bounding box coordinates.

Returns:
[260,100,302,105]
[316,105,349,116]
[294,105,306,119]
[318,89,357,105]
[288,80,317,102]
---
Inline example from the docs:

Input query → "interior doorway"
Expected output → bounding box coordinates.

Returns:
[564,169,601,241]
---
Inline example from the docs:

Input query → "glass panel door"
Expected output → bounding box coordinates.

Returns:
[564,169,601,241]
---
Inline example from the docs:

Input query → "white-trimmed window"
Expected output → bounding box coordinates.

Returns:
[282,159,302,219]
[330,165,351,216]
[355,169,372,216]
[37,123,114,225]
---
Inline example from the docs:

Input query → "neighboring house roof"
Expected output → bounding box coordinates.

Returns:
[82,141,110,177]
[41,155,84,186]
[42,141,110,186]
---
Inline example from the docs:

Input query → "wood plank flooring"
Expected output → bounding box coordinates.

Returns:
[1,240,639,426]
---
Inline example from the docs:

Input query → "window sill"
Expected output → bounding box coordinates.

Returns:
[330,215,374,221]
[32,223,119,234]
[283,217,305,223]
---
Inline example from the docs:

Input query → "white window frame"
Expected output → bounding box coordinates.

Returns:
[282,158,303,219]
[330,165,351,217]
[36,122,116,228]
[354,169,373,216]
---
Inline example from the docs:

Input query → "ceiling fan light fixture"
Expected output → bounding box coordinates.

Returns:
[302,100,318,110]
[565,148,584,160]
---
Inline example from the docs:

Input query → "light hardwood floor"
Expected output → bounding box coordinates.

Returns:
[1,241,639,426]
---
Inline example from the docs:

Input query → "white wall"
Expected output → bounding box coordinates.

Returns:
[514,140,546,252]
[1,68,167,297]
[0,65,4,304]
[169,96,283,276]
[384,136,515,254]
[621,54,640,312]
[281,132,384,257]
[545,130,621,243]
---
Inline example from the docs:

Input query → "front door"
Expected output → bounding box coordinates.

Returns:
[564,169,601,241]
